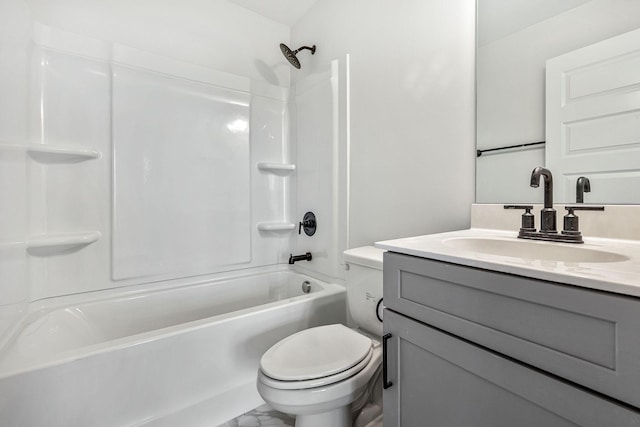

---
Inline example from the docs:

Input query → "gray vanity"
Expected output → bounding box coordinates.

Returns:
[377,222,640,426]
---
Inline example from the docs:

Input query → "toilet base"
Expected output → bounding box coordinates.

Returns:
[295,406,351,427]
[256,332,382,427]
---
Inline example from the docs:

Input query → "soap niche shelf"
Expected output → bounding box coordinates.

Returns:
[27,145,100,163]
[256,162,296,174]
[26,231,101,256]
[257,222,296,232]
[256,162,296,233]
[0,143,101,163]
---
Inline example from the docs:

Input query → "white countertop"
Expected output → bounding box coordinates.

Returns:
[376,228,640,298]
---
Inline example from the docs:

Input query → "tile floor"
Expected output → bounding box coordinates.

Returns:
[216,404,294,427]
[216,403,385,427]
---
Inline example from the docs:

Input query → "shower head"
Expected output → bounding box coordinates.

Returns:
[280,43,316,69]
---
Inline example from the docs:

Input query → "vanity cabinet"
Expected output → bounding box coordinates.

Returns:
[382,252,640,426]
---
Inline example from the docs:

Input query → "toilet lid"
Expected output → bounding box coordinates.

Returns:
[260,324,373,381]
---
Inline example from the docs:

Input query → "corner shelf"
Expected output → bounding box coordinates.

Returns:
[27,145,101,163]
[26,231,101,255]
[257,162,296,174]
[257,222,296,232]
[0,143,101,163]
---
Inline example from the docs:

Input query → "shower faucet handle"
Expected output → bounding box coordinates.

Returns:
[298,211,317,236]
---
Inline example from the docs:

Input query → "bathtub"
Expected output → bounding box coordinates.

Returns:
[0,268,346,426]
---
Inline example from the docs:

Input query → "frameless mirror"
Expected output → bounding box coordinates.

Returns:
[476,0,640,204]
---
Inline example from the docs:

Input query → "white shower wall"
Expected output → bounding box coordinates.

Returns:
[1,0,479,345]
[24,0,292,87]
[0,0,36,343]
[292,0,477,249]
[289,58,350,281]
[0,1,299,344]
[33,33,291,297]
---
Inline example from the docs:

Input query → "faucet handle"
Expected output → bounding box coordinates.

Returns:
[298,211,317,236]
[564,206,605,212]
[562,206,605,236]
[504,205,533,210]
[504,205,535,232]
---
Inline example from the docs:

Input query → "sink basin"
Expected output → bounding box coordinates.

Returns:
[377,227,640,297]
[443,237,629,263]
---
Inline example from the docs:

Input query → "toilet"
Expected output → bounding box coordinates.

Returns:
[256,246,384,427]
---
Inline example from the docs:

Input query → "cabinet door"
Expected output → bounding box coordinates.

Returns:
[383,309,640,427]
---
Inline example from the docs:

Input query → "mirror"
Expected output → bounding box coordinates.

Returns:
[476,0,640,204]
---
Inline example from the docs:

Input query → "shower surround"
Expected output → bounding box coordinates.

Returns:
[0,3,348,422]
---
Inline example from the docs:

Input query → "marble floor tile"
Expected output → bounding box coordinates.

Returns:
[216,404,295,427]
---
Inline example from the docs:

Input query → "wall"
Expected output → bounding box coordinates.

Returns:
[477,0,640,203]
[1,0,479,317]
[0,0,32,341]
[25,0,291,86]
[288,57,350,281]
[291,0,476,255]
[0,0,296,346]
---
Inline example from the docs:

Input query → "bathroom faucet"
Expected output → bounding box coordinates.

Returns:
[576,177,590,203]
[530,167,556,233]
[504,168,604,244]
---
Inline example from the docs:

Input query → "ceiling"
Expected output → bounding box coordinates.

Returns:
[227,0,319,26]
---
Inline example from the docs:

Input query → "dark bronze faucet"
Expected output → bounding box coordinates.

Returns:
[289,252,312,264]
[505,168,604,244]
[530,167,556,233]
[576,177,590,203]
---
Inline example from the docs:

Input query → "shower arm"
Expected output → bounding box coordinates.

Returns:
[293,45,316,55]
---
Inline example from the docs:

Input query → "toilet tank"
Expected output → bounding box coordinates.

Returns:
[343,246,385,337]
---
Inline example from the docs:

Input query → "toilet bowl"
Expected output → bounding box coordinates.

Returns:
[256,246,385,427]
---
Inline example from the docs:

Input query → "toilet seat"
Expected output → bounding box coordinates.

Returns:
[259,346,373,390]
[259,324,374,390]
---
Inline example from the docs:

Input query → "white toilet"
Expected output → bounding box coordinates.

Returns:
[256,246,384,427]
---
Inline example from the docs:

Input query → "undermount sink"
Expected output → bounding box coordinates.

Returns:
[443,237,629,263]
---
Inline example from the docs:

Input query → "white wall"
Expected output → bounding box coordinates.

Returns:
[1,0,479,309]
[0,0,295,315]
[288,58,350,281]
[25,0,291,86]
[292,0,476,250]
[0,0,32,342]
[477,0,640,203]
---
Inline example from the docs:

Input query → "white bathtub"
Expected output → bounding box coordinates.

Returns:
[0,268,346,426]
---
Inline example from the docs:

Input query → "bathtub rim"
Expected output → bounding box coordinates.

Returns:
[0,265,345,378]
[0,264,305,351]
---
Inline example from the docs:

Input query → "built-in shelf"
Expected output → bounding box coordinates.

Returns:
[0,143,101,163]
[27,146,101,163]
[26,231,101,255]
[256,162,296,173]
[257,222,296,232]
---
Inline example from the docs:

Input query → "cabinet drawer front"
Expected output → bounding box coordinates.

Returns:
[383,309,640,427]
[383,252,640,408]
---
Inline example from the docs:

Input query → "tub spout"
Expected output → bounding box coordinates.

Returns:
[289,252,312,264]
